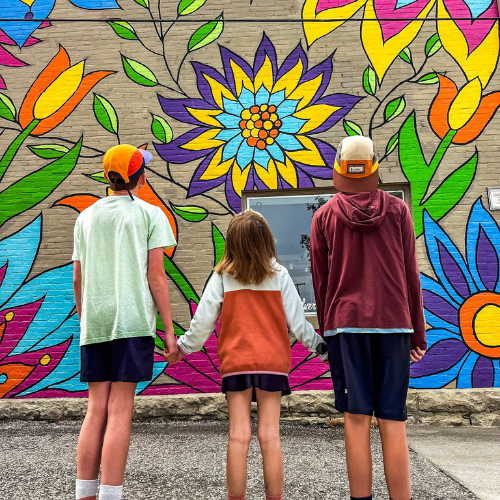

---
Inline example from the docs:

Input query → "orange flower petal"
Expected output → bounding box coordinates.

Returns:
[453,91,500,144]
[31,70,115,135]
[19,46,70,129]
[54,194,100,212]
[137,181,177,257]
[0,363,34,398]
[429,75,457,140]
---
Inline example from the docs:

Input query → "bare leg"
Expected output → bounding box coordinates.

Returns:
[377,419,411,500]
[344,413,373,498]
[226,389,252,497]
[256,389,283,498]
[77,382,111,480]
[100,382,137,486]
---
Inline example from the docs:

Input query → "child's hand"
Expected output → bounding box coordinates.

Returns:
[163,334,180,365]
[410,347,426,362]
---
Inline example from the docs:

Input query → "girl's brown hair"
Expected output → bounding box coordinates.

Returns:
[215,210,278,284]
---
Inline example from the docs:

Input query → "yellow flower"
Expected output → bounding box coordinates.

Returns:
[448,78,482,131]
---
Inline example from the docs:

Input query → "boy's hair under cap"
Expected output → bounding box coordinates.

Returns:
[333,136,379,193]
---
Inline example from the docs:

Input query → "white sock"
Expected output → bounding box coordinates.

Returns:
[99,484,123,500]
[76,478,98,499]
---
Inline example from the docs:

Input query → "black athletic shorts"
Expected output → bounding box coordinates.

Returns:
[326,332,410,421]
[80,337,155,383]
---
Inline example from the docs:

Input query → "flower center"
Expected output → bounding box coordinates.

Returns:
[239,104,282,151]
[459,292,500,357]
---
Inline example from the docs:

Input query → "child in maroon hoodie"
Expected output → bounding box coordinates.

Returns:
[310,136,427,500]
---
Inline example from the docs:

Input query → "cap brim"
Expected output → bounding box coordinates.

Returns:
[333,169,379,193]
[138,149,153,165]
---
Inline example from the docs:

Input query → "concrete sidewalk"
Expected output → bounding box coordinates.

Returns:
[0,420,484,500]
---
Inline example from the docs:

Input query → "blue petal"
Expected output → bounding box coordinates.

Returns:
[396,0,420,7]
[222,135,244,162]
[5,264,75,355]
[253,148,271,169]
[269,90,286,107]
[425,328,460,350]
[255,86,270,105]
[217,112,240,129]
[456,352,479,389]
[49,372,88,393]
[280,116,305,134]
[266,143,285,163]
[466,198,500,292]
[493,360,500,388]
[216,129,241,142]
[0,216,41,308]
[136,361,166,394]
[68,0,119,8]
[409,352,469,389]
[277,99,300,118]
[423,211,477,304]
[238,87,255,109]
[236,141,254,169]
[276,133,303,152]
[222,97,244,117]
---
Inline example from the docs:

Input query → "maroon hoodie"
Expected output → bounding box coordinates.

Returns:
[310,189,427,350]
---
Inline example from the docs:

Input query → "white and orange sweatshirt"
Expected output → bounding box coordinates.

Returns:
[177,262,326,378]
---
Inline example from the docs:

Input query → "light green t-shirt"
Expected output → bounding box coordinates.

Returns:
[72,195,176,345]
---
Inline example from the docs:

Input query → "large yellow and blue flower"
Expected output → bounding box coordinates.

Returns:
[156,35,361,212]
[410,199,500,389]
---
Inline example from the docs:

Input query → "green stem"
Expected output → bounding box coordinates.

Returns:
[0,120,39,182]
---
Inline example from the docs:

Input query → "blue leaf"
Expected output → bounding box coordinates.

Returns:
[68,0,120,9]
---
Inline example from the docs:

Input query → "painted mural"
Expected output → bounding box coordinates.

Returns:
[0,0,499,397]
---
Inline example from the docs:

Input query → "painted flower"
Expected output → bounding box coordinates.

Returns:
[156,34,361,212]
[429,75,500,144]
[19,46,115,136]
[143,301,332,395]
[410,199,500,389]
[303,0,499,86]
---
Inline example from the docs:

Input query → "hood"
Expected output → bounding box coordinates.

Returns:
[332,189,390,233]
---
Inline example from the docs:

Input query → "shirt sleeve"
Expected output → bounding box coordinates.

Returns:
[309,211,329,336]
[280,268,326,359]
[148,208,177,251]
[72,217,81,262]
[401,204,427,350]
[178,272,224,355]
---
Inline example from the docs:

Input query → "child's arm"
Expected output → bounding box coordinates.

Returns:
[177,272,224,358]
[280,270,327,360]
[73,261,82,320]
[147,248,179,364]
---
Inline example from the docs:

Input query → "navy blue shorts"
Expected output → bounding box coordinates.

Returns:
[80,337,155,383]
[326,333,410,421]
[222,374,291,402]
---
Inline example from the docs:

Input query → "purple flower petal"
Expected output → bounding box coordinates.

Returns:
[422,290,460,326]
[437,240,471,299]
[219,46,254,97]
[277,43,307,81]
[296,168,314,188]
[226,166,254,212]
[472,355,494,388]
[410,338,468,378]
[298,54,334,106]
[155,128,216,164]
[477,228,499,291]
[187,148,228,197]
[158,95,218,127]
[192,62,233,109]
[253,33,277,81]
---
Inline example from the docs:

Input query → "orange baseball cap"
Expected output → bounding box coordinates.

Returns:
[103,144,153,183]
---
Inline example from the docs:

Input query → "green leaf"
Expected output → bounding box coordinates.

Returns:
[121,54,158,87]
[27,144,69,159]
[151,114,173,144]
[133,0,149,7]
[188,13,224,52]
[343,119,363,137]
[425,34,442,57]
[417,72,439,85]
[212,223,225,267]
[362,67,377,96]
[178,0,207,15]
[171,203,208,222]
[0,138,82,227]
[164,254,200,304]
[385,133,398,156]
[384,96,406,122]
[399,47,412,64]
[87,171,107,183]
[93,94,119,134]
[0,93,16,121]
[108,21,138,40]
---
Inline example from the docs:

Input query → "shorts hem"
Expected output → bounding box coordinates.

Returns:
[373,413,408,422]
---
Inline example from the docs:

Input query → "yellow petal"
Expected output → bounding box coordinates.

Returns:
[200,147,234,180]
[273,59,304,97]
[288,74,323,111]
[33,61,84,120]
[287,135,326,166]
[232,163,251,195]
[448,78,482,130]
[181,129,225,151]
[437,0,499,88]
[276,158,297,188]
[254,159,278,189]
[230,60,254,97]
[187,107,223,128]
[293,104,341,134]
[202,73,237,109]
[254,55,274,93]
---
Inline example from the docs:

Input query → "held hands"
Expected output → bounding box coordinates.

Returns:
[410,347,426,362]
[162,331,180,365]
